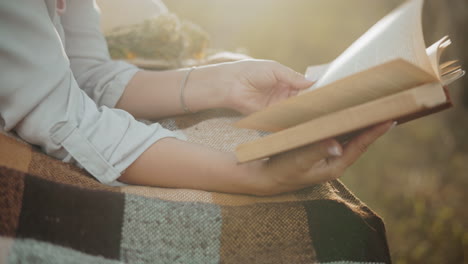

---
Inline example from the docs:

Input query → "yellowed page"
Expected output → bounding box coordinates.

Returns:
[426,36,451,79]
[442,69,466,86]
[308,0,434,92]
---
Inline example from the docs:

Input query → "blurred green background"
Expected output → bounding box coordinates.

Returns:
[99,0,467,262]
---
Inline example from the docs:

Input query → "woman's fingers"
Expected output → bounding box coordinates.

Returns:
[276,121,392,182]
[296,122,394,185]
[267,139,343,185]
[330,121,395,172]
[271,139,341,169]
[271,61,315,90]
[254,139,342,194]
[254,121,394,195]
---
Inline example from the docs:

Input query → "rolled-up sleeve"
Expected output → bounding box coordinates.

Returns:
[61,0,138,108]
[0,0,181,185]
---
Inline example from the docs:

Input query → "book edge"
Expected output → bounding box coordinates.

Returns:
[235,82,447,163]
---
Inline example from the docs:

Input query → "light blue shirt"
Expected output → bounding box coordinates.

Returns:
[0,0,180,185]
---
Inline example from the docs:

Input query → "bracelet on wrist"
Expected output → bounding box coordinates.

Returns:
[180,66,196,114]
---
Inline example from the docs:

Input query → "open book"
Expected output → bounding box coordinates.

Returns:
[234,0,465,163]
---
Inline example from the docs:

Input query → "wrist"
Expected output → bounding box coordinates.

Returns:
[228,159,275,196]
[184,64,233,112]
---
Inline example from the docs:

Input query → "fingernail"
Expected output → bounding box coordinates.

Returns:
[328,145,342,156]
[290,89,300,96]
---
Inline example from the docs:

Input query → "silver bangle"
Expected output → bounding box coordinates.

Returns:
[180,66,196,114]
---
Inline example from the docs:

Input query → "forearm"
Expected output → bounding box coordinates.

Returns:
[118,138,258,194]
[115,64,231,119]
[115,59,314,119]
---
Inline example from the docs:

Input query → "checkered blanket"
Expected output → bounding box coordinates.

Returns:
[0,111,391,263]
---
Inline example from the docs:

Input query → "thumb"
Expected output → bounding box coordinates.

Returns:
[274,63,315,90]
[269,139,343,172]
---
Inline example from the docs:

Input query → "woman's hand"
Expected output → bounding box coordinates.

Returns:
[183,59,313,114]
[238,121,394,196]
[217,59,314,114]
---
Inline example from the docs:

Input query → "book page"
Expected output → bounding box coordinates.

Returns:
[305,63,331,83]
[309,0,434,91]
[442,70,466,86]
[426,36,450,79]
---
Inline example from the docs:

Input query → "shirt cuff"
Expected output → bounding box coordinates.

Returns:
[51,118,184,185]
[98,61,140,108]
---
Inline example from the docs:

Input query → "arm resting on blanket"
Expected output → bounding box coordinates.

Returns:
[119,122,393,196]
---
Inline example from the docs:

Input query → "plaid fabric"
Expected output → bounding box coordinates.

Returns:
[0,110,391,264]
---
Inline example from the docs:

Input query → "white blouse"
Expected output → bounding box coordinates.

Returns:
[0,0,180,185]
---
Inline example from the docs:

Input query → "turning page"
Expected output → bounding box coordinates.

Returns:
[308,0,434,92]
